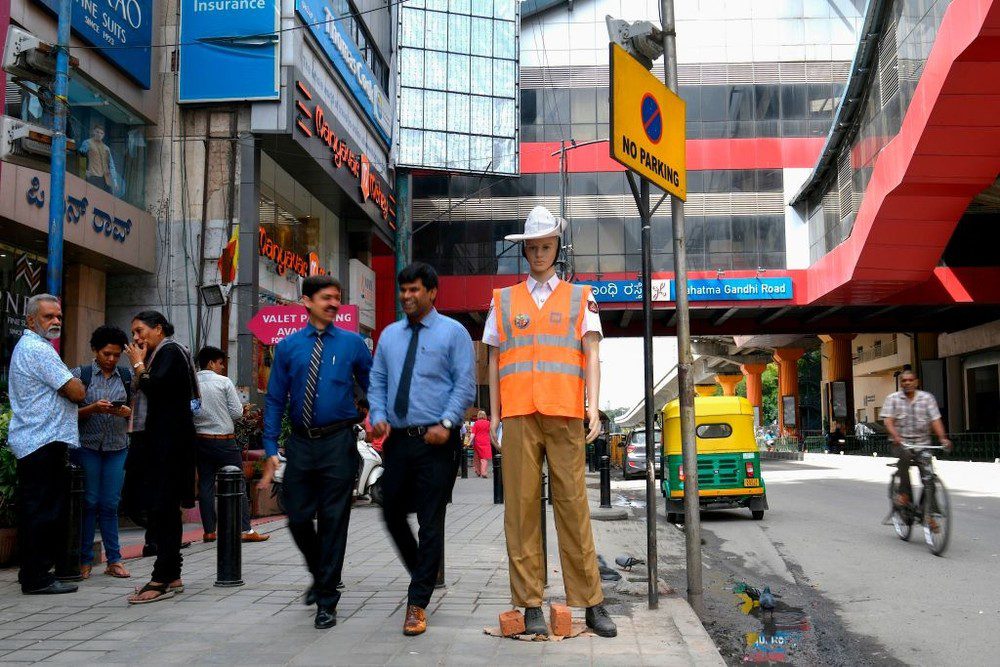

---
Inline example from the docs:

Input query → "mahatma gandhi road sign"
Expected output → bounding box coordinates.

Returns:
[609,43,686,200]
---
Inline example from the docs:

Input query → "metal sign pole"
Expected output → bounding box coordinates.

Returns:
[660,0,704,617]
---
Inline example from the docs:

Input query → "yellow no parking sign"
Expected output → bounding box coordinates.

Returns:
[609,43,687,201]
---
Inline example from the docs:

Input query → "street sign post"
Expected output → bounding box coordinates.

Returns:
[609,43,687,201]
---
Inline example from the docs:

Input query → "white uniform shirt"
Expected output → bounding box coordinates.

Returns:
[482,275,603,347]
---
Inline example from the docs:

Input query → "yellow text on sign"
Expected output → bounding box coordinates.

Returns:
[609,43,687,201]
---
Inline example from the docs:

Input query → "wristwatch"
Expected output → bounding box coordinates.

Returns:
[440,419,454,430]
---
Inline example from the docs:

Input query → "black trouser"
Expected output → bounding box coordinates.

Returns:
[196,437,251,533]
[17,442,69,593]
[895,445,916,500]
[282,429,357,610]
[381,429,460,609]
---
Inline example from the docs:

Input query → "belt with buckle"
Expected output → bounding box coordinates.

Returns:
[292,419,354,440]
[403,424,437,437]
[196,433,235,441]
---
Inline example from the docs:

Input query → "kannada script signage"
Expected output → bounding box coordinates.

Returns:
[609,43,686,200]
[248,304,359,345]
[580,277,794,303]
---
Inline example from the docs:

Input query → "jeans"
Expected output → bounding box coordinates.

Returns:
[17,442,69,592]
[76,448,128,565]
[196,437,251,533]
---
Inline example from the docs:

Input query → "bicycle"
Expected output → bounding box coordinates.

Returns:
[887,444,951,556]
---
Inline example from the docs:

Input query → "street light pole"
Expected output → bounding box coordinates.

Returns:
[46,0,72,297]
[660,0,704,618]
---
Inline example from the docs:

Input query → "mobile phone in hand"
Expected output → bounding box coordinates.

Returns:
[111,400,126,408]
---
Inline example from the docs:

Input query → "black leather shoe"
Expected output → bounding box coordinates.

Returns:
[314,607,336,629]
[23,581,78,595]
[304,586,317,606]
[585,605,617,637]
[524,606,548,636]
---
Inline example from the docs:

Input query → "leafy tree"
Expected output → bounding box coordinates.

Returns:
[761,363,778,426]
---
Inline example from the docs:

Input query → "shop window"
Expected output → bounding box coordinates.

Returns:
[17,78,147,208]
[966,365,1000,432]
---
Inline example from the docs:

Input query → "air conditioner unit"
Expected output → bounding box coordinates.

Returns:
[0,116,76,167]
[3,27,78,83]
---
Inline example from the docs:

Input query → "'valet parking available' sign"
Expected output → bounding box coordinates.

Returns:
[248,304,359,345]
[581,277,794,303]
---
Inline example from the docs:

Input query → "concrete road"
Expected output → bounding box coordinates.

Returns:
[617,454,1000,665]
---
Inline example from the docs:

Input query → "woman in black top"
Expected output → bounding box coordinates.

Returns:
[124,311,197,604]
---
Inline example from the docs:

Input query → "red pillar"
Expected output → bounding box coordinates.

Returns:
[741,363,767,409]
[716,374,742,397]
[773,348,805,436]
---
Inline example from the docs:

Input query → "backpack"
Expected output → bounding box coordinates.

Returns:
[79,365,133,405]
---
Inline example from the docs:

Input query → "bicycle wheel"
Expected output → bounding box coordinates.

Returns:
[923,477,951,556]
[888,472,912,541]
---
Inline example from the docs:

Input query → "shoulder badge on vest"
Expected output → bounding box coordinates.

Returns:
[514,314,531,329]
[588,300,599,314]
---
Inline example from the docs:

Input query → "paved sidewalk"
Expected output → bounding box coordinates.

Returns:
[0,475,722,665]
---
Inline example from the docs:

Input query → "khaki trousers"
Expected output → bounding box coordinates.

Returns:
[501,414,603,608]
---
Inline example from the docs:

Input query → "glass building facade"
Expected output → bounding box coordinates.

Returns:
[411,0,866,277]
[799,0,955,263]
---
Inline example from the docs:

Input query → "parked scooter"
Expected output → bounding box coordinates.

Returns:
[354,425,384,505]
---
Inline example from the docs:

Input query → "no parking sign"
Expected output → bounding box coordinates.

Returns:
[609,43,687,200]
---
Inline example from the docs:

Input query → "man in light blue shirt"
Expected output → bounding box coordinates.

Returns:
[7,294,86,595]
[369,262,475,636]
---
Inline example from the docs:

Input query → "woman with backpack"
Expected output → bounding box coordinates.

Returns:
[72,325,133,579]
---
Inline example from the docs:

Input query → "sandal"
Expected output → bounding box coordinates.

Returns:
[80,565,92,580]
[135,579,183,594]
[127,581,176,605]
[105,562,131,578]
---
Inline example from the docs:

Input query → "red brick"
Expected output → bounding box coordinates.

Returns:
[499,610,526,636]
[549,604,573,637]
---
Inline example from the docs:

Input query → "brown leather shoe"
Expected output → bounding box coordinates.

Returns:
[203,532,217,543]
[242,531,270,542]
[403,605,427,636]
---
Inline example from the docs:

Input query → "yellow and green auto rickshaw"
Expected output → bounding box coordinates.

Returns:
[661,395,767,522]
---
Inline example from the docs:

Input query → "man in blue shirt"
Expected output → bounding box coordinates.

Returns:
[8,294,86,595]
[258,275,372,630]
[370,262,476,636]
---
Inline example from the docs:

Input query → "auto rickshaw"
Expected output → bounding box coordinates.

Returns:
[661,395,767,522]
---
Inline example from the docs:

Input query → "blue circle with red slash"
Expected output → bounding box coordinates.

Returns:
[641,93,663,144]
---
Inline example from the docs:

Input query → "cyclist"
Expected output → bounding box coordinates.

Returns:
[882,369,952,512]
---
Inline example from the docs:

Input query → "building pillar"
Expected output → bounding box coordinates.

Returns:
[773,348,805,436]
[716,374,742,397]
[824,334,856,431]
[695,384,717,397]
[61,264,106,367]
[741,363,767,409]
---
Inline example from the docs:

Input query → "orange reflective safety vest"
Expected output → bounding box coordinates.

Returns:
[493,280,591,419]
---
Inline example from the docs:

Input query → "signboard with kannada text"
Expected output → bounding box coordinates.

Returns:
[609,43,686,200]
[580,277,793,303]
[247,304,359,345]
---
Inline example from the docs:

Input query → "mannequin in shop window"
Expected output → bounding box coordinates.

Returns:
[79,125,115,194]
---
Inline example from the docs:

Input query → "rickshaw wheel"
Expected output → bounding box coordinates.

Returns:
[751,510,764,520]
[666,512,681,523]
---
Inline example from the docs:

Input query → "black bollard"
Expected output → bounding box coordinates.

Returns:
[492,453,504,504]
[56,464,85,581]
[588,445,597,472]
[460,447,469,479]
[541,472,548,587]
[599,455,612,509]
[215,465,244,587]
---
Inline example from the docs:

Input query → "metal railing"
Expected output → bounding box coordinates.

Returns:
[798,432,1000,462]
[853,338,898,364]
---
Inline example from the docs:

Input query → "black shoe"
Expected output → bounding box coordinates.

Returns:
[314,607,336,629]
[23,581,78,595]
[336,580,345,590]
[585,605,617,638]
[524,606,548,636]
[304,586,317,606]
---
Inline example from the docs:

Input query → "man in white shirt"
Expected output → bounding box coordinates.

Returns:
[194,346,268,543]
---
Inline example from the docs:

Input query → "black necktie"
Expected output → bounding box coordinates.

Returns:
[301,333,324,427]
[394,323,422,420]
